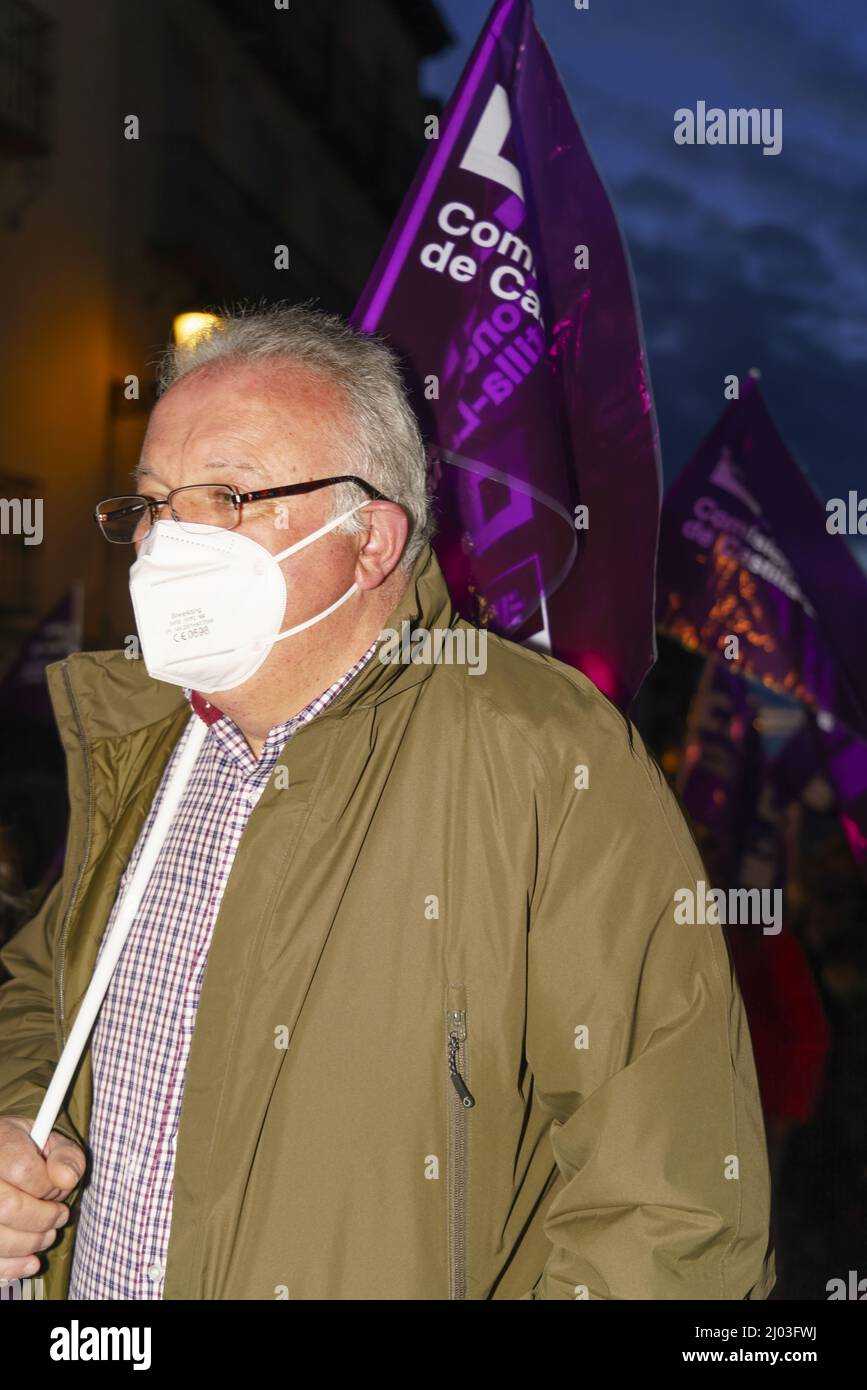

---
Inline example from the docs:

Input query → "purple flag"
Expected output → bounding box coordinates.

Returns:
[658,374,867,742]
[677,657,781,889]
[773,713,867,869]
[818,722,867,865]
[0,585,83,723]
[352,0,660,707]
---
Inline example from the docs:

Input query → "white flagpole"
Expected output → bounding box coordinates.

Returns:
[29,715,208,1153]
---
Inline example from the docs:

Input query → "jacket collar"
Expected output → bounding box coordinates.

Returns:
[46,541,457,745]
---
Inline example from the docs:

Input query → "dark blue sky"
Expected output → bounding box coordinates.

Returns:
[421,0,866,559]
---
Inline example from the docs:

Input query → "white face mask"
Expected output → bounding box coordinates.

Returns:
[128,504,367,693]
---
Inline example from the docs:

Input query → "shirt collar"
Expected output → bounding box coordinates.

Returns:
[184,636,380,748]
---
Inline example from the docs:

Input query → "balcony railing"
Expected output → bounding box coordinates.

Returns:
[148,133,349,310]
[204,0,425,216]
[0,0,53,157]
[207,0,333,120]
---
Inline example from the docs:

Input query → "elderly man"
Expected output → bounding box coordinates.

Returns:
[0,303,775,1300]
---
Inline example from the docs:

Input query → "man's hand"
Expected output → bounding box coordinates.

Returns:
[0,1116,85,1282]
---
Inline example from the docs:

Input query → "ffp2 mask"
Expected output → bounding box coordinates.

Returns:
[128,503,367,693]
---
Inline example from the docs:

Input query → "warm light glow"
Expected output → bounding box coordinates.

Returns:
[575,651,621,701]
[661,748,679,775]
[172,312,221,347]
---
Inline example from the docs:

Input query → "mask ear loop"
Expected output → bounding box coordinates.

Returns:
[273,501,368,563]
[270,499,370,643]
[272,581,359,641]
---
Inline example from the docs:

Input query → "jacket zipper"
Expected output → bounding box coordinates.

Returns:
[55,662,94,1046]
[446,986,475,1300]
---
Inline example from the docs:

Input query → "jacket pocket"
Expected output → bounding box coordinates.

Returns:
[445,983,475,1300]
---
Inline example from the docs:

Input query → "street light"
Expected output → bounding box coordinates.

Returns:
[172,311,221,347]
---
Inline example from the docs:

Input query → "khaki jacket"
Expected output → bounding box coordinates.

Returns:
[0,542,775,1299]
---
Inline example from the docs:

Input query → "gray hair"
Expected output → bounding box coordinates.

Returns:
[153,300,435,569]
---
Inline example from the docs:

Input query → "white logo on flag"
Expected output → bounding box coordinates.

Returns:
[460,83,525,201]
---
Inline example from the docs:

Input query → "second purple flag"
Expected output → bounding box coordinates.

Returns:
[352,0,661,708]
[657,374,867,744]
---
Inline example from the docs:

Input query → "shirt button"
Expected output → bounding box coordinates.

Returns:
[147,1261,165,1281]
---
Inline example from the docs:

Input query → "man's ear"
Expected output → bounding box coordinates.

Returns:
[354,503,409,591]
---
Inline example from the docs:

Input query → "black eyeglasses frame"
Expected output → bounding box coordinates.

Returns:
[94,475,391,543]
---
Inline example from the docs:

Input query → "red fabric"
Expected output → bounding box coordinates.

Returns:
[189,690,224,727]
[726,927,831,1125]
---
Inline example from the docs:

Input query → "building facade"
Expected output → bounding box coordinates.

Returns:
[0,0,450,651]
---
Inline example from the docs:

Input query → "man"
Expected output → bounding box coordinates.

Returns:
[0,303,775,1300]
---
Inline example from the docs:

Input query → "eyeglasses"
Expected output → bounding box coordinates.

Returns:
[94,476,390,544]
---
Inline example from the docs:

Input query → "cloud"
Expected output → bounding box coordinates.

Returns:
[421,0,867,498]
